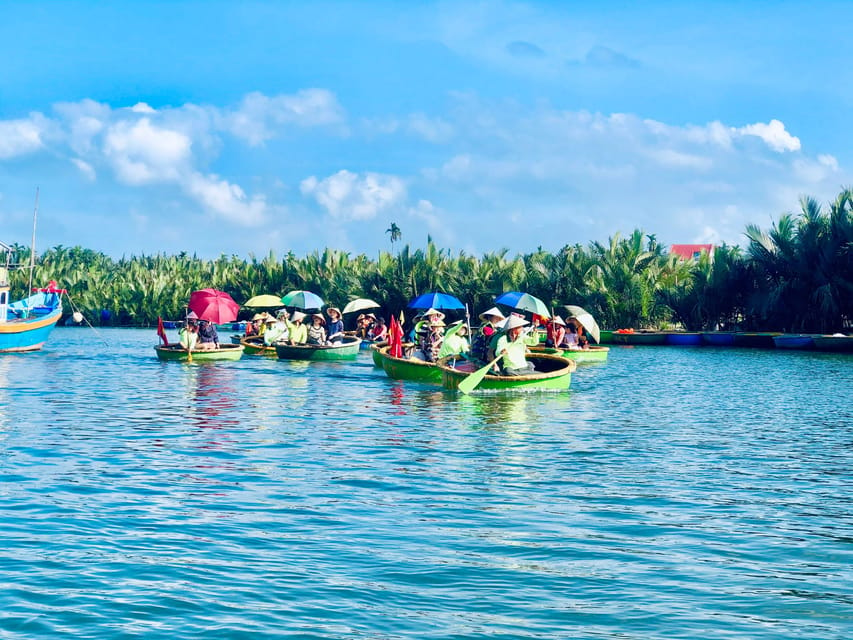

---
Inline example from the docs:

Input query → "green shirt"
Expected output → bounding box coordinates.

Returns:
[287,321,308,344]
[495,333,527,370]
[438,333,470,359]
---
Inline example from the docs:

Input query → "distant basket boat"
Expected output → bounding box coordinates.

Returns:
[529,345,609,363]
[812,335,853,352]
[610,330,668,345]
[154,343,244,362]
[239,335,278,356]
[700,332,736,346]
[772,334,816,350]
[438,354,576,392]
[733,332,781,348]
[274,336,360,361]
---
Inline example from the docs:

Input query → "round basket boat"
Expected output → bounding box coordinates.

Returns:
[154,342,244,362]
[438,353,576,392]
[274,336,361,361]
[529,345,609,363]
[239,335,278,357]
[377,345,442,384]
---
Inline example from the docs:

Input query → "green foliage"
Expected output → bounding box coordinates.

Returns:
[7,189,853,331]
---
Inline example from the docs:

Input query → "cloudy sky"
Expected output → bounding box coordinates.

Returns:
[1,1,851,258]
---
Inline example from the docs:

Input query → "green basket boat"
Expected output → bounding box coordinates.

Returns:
[377,345,443,384]
[529,345,609,363]
[239,335,278,357]
[733,332,781,348]
[275,336,360,361]
[610,331,668,345]
[154,343,244,362]
[438,354,576,393]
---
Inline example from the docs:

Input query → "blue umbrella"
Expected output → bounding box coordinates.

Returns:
[407,292,465,310]
[281,290,325,310]
[494,291,551,318]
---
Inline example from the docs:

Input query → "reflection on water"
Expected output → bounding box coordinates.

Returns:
[0,329,850,640]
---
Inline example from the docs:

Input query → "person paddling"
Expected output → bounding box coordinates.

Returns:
[494,315,535,376]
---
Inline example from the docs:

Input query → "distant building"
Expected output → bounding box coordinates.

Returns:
[670,244,715,262]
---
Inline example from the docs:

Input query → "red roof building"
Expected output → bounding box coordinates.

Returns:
[670,244,715,261]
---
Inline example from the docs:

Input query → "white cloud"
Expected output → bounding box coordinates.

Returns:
[185,172,267,225]
[301,170,406,220]
[103,117,192,185]
[224,89,346,145]
[130,102,156,114]
[71,158,96,181]
[0,115,47,158]
[407,114,454,143]
[737,119,800,152]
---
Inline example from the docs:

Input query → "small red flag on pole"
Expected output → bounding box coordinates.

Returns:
[157,316,169,345]
[388,315,403,358]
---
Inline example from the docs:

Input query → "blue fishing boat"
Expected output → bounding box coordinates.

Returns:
[0,254,63,353]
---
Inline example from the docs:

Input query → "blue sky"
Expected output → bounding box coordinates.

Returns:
[1,1,851,259]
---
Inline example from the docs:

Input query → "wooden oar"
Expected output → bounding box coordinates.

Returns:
[457,354,502,394]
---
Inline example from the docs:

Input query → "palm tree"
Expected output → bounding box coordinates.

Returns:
[386,222,402,253]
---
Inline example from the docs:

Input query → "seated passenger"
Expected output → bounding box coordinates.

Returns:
[179,320,199,351]
[414,317,444,362]
[369,316,388,342]
[471,307,506,363]
[325,307,344,344]
[438,321,470,359]
[287,311,308,345]
[307,313,327,345]
[545,315,566,348]
[494,316,535,376]
[196,319,219,351]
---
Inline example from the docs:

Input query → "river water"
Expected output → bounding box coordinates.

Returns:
[0,328,850,638]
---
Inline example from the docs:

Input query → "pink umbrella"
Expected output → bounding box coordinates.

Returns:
[187,289,240,324]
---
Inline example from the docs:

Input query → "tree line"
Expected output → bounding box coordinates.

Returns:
[8,189,853,333]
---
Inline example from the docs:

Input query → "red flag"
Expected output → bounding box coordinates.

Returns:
[388,315,403,358]
[157,316,169,345]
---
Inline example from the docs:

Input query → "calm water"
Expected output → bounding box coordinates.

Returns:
[0,328,850,639]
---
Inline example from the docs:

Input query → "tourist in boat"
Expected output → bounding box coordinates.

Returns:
[471,307,505,363]
[307,313,327,345]
[355,313,374,339]
[562,319,583,349]
[438,320,470,358]
[546,315,566,348]
[495,315,535,376]
[326,307,344,344]
[246,313,263,337]
[197,319,220,351]
[287,311,308,345]
[369,316,388,342]
[414,317,444,362]
[179,319,199,351]
[262,313,288,345]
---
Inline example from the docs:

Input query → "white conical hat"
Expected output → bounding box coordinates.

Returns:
[502,315,529,330]
[478,306,506,322]
[551,315,566,326]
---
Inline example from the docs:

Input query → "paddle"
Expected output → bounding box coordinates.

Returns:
[457,354,502,395]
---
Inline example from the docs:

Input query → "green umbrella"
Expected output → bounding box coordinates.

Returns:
[243,294,285,308]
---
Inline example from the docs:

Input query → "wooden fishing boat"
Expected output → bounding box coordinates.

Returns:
[275,336,360,361]
[154,343,244,362]
[664,332,703,346]
[239,335,277,356]
[700,332,736,346]
[812,335,853,352]
[733,332,781,348]
[529,345,609,363]
[377,345,443,383]
[772,334,816,350]
[610,330,668,345]
[438,354,576,392]
[0,287,63,353]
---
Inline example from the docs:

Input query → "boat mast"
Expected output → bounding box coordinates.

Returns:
[27,187,39,295]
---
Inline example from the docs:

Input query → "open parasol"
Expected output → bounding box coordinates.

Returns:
[244,294,285,308]
[494,291,551,319]
[281,290,325,310]
[188,289,240,324]
[407,292,465,310]
[563,304,601,344]
[342,298,381,314]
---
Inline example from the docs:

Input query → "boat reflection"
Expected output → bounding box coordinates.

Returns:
[187,364,240,431]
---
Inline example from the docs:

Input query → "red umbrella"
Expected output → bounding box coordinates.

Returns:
[187,289,240,324]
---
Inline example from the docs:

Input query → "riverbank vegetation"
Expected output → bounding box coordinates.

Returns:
[8,189,853,332]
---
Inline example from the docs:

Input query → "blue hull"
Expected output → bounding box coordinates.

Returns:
[701,332,736,346]
[773,335,815,350]
[0,308,61,352]
[666,332,703,346]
